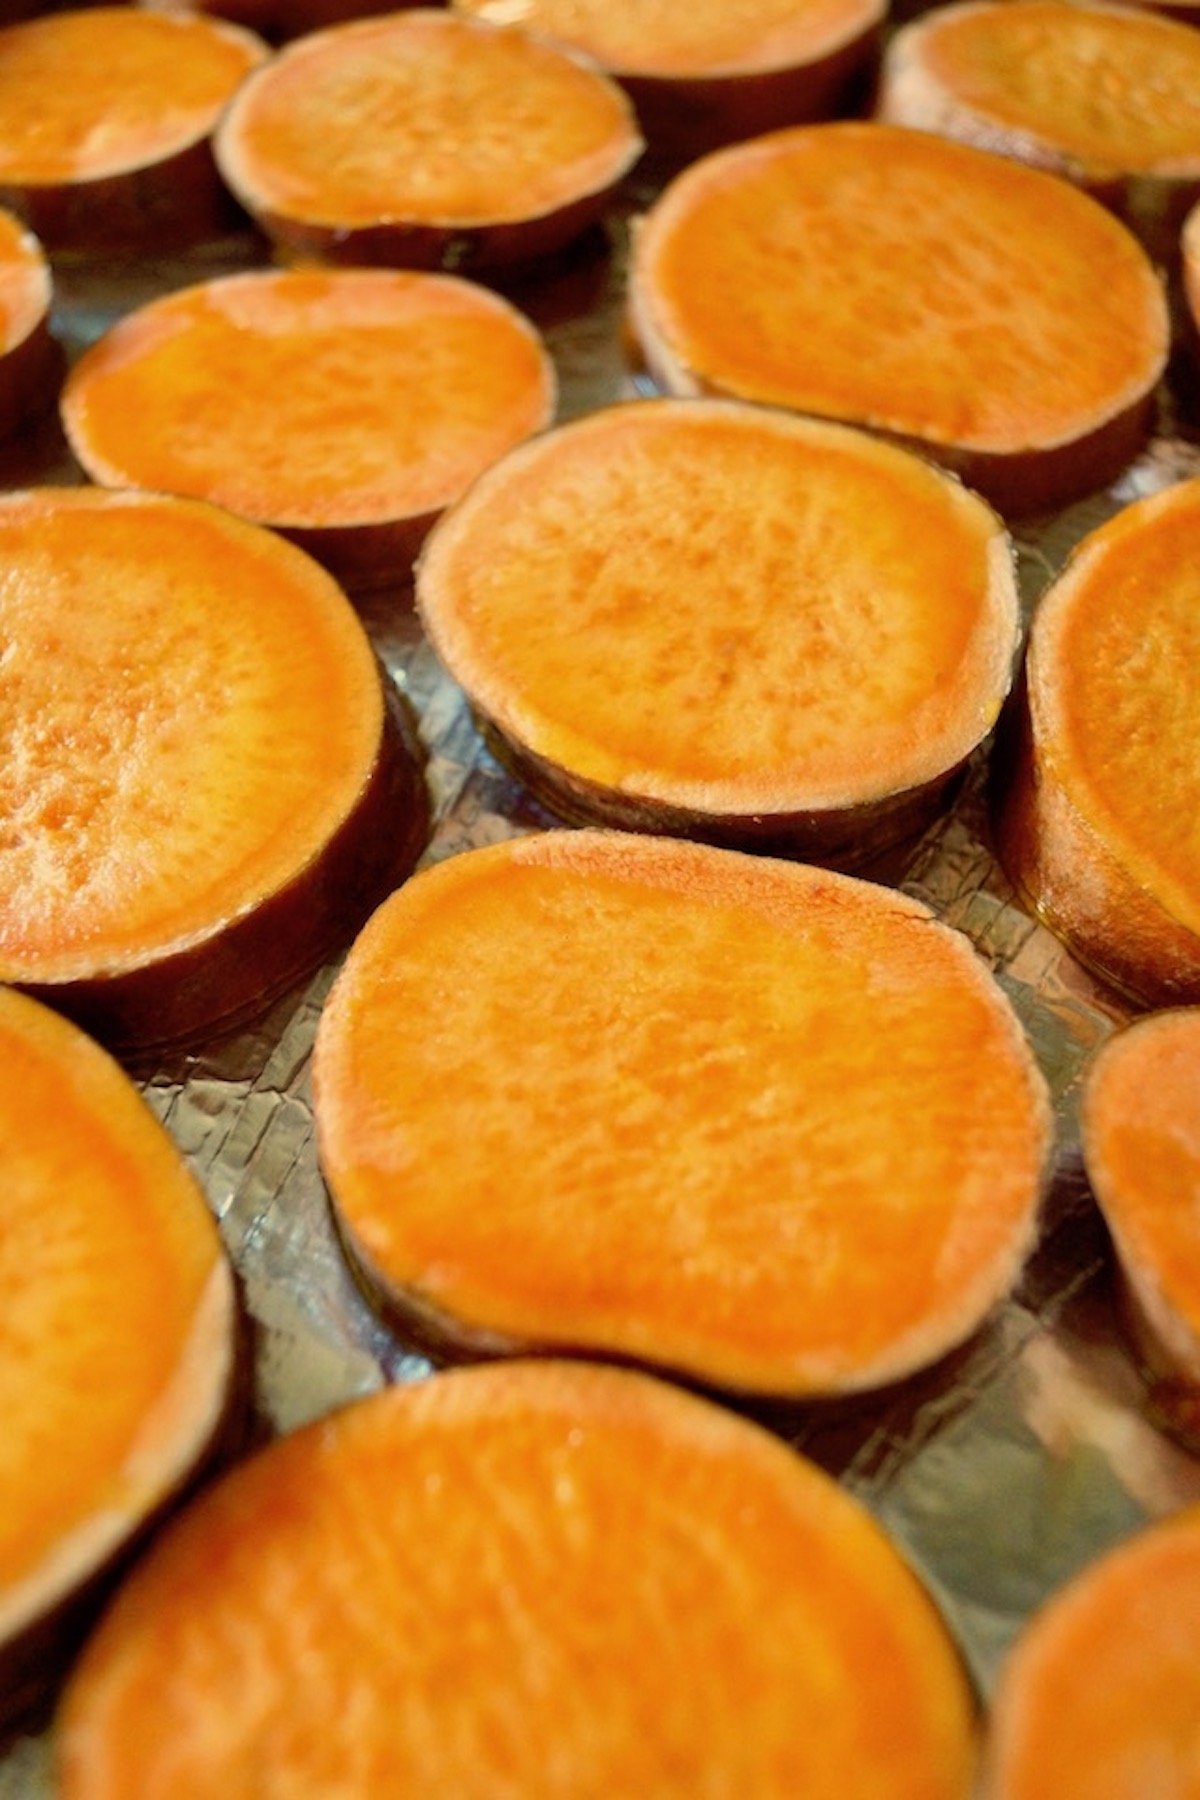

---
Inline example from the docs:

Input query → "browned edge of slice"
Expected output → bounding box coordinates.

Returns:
[474,716,968,872]
[20,679,429,1052]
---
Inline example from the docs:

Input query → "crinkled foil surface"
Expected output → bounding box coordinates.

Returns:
[5,169,1200,1794]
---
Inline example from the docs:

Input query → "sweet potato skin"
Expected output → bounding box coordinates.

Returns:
[17,680,429,1052]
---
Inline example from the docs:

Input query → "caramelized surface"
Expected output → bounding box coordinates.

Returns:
[59,1361,976,1797]
[0,987,229,1618]
[0,209,47,354]
[903,0,1200,173]
[217,10,639,226]
[0,8,265,183]
[315,832,1049,1394]
[63,270,554,530]
[418,400,1017,811]
[633,123,1166,453]
[0,491,383,982]
[1082,1011,1200,1342]
[455,0,882,74]
[985,1508,1200,1797]
[1029,482,1200,938]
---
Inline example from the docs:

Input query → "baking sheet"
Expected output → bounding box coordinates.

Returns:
[5,165,1200,1791]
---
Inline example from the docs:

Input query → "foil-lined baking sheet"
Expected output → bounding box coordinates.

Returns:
[5,173,1200,1794]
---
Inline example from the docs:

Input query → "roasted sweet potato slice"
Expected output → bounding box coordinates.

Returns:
[0,206,56,437]
[454,0,884,158]
[57,1359,977,1796]
[878,0,1200,248]
[1080,1010,1200,1402]
[994,480,1200,1006]
[61,268,556,591]
[0,985,237,1730]
[214,9,644,271]
[982,1506,1200,1798]
[628,122,1168,515]
[417,398,1021,862]
[314,830,1051,1397]
[0,489,427,1049]
[0,7,268,253]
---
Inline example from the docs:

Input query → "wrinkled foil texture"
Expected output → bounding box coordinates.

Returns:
[5,178,1200,1793]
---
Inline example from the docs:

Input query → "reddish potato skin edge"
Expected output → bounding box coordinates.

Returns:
[622,24,882,164]
[474,714,968,871]
[0,310,61,440]
[15,679,430,1052]
[0,138,252,256]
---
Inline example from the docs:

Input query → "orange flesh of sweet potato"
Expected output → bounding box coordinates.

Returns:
[994,479,1200,1004]
[0,986,235,1725]
[982,1505,1200,1798]
[56,1359,978,1797]
[214,10,643,265]
[629,123,1167,511]
[1081,1010,1200,1385]
[0,7,265,185]
[880,0,1200,180]
[0,488,425,1045]
[417,398,1019,824]
[313,830,1050,1397]
[61,268,555,582]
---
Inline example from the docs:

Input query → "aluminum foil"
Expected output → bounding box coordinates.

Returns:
[5,174,1200,1792]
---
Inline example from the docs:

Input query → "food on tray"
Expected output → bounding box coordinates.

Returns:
[213,9,644,270]
[628,122,1168,515]
[0,7,267,252]
[452,0,885,159]
[0,489,428,1049]
[416,398,1021,862]
[1080,1010,1200,1405]
[61,268,556,592]
[0,985,237,1732]
[313,829,1051,1398]
[56,1359,978,1797]
[982,1506,1200,1798]
[994,480,1200,1006]
[878,0,1200,247]
[0,206,56,436]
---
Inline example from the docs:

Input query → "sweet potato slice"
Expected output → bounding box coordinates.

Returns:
[0,489,427,1049]
[0,206,56,437]
[628,122,1168,515]
[416,398,1021,862]
[313,829,1051,1397]
[1080,1010,1200,1403]
[61,268,556,591]
[0,985,237,1730]
[982,1506,1200,1798]
[878,0,1200,248]
[213,10,644,271]
[0,7,268,253]
[454,0,884,159]
[993,480,1200,1007]
[57,1358,977,1796]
